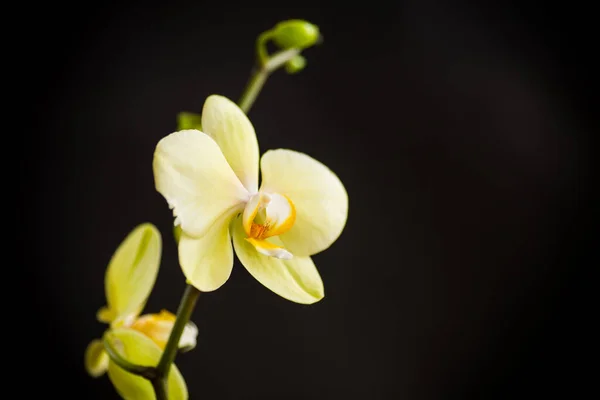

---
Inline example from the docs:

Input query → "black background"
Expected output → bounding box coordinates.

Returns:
[21,1,594,399]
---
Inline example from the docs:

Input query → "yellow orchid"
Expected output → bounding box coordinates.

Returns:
[84,223,196,399]
[153,95,348,304]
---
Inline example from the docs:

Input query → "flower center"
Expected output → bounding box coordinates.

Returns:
[242,192,296,259]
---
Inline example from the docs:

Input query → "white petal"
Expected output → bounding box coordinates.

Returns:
[153,129,249,238]
[260,149,348,256]
[202,95,260,193]
[179,321,198,352]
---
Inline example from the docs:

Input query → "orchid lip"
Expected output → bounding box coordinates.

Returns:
[241,191,296,259]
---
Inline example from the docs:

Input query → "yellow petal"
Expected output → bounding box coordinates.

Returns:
[130,311,173,350]
[105,223,162,322]
[84,339,109,378]
[153,129,249,238]
[131,310,198,351]
[107,328,188,400]
[232,217,324,304]
[178,210,235,292]
[260,149,348,256]
[96,306,115,324]
[201,95,259,193]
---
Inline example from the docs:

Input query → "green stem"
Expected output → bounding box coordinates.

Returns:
[153,284,201,398]
[102,333,157,380]
[256,31,273,67]
[152,379,169,400]
[238,68,268,114]
[238,47,300,114]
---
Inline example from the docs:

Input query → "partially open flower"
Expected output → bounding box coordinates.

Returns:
[153,95,348,304]
[84,223,197,383]
[107,328,188,400]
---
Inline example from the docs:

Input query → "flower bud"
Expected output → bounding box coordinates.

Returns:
[106,328,189,399]
[272,20,320,50]
[174,225,182,244]
[84,339,109,378]
[285,54,307,74]
[177,111,202,131]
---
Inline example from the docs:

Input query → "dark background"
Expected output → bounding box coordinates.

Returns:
[21,0,594,399]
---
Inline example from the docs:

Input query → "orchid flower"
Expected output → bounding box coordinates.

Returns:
[84,223,195,399]
[153,95,348,304]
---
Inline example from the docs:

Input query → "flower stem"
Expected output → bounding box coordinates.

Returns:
[153,284,201,399]
[238,68,268,114]
[238,47,300,114]
[152,378,169,400]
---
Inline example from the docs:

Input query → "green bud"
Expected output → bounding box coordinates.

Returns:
[285,54,307,74]
[272,19,320,50]
[174,225,182,244]
[177,112,202,131]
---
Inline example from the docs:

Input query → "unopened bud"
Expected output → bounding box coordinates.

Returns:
[177,112,202,131]
[174,225,182,244]
[285,54,307,74]
[272,20,320,50]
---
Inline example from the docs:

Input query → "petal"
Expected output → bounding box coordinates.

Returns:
[107,328,188,400]
[84,339,109,378]
[129,311,173,350]
[130,310,198,351]
[96,306,114,324]
[232,217,324,304]
[201,95,259,193]
[153,129,249,238]
[105,223,162,321]
[179,320,199,352]
[178,210,235,292]
[260,149,348,256]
